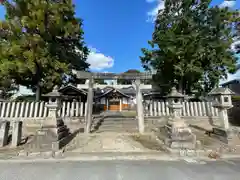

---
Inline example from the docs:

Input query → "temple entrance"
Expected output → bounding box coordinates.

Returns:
[74,71,153,133]
[97,88,131,112]
[108,99,120,111]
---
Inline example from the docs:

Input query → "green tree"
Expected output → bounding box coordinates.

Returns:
[117,69,141,84]
[0,76,18,99]
[0,0,89,101]
[141,0,238,95]
[233,15,240,54]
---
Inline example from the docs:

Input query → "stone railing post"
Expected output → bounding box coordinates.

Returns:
[11,121,23,147]
[0,121,10,147]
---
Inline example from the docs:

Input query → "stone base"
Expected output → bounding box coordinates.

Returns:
[161,144,206,156]
[210,127,237,145]
[164,139,196,149]
[163,119,196,150]
[26,118,71,151]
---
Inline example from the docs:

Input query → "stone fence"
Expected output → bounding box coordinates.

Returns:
[0,101,87,120]
[144,101,219,117]
[0,101,221,120]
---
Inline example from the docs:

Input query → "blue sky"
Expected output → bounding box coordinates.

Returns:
[0,0,239,73]
[75,0,240,73]
[0,0,239,93]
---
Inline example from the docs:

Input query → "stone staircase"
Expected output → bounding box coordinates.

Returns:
[94,116,138,133]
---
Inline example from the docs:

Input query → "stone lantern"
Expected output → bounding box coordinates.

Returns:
[43,85,62,118]
[40,86,70,151]
[167,87,184,120]
[164,87,196,150]
[208,87,234,130]
[208,88,235,143]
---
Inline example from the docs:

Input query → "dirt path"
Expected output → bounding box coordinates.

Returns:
[67,133,157,153]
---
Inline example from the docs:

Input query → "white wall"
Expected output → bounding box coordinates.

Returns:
[122,97,128,104]
[100,97,106,104]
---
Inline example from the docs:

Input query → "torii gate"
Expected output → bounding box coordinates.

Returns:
[75,71,153,134]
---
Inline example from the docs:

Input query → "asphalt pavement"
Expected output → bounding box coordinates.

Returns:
[0,159,240,180]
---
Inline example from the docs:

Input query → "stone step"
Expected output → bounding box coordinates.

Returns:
[97,127,138,131]
[100,123,138,127]
[101,119,137,123]
[95,129,138,133]
[98,124,137,127]
[102,120,136,123]
[97,124,138,129]
[101,124,137,126]
[98,125,138,129]
[99,124,137,128]
[93,117,138,132]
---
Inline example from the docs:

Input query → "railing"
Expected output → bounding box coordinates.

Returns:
[0,100,219,120]
[0,101,87,119]
[144,101,219,117]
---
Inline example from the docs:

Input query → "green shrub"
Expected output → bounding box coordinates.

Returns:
[232,96,240,101]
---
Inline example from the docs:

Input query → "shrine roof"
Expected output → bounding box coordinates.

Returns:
[59,84,87,96]
[94,87,133,99]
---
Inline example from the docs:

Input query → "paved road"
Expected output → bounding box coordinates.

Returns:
[0,159,240,180]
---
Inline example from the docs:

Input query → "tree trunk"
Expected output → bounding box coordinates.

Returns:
[178,77,184,94]
[35,82,41,101]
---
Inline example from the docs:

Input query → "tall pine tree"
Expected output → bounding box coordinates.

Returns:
[141,0,238,96]
[0,0,89,100]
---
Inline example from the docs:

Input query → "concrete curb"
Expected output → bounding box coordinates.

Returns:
[0,155,213,163]
[221,154,240,159]
[1,151,239,163]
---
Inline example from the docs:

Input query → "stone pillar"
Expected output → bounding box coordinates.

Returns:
[11,121,22,147]
[219,109,229,129]
[134,79,144,134]
[0,121,10,147]
[85,78,94,133]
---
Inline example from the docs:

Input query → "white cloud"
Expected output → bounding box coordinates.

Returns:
[220,71,240,85]
[219,0,236,8]
[231,39,240,53]
[220,54,240,84]
[86,48,114,71]
[146,0,165,22]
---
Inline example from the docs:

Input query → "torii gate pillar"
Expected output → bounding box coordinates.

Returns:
[135,79,145,134]
[85,78,94,133]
